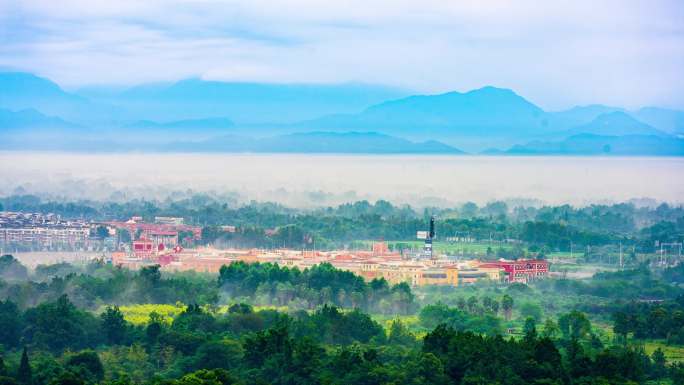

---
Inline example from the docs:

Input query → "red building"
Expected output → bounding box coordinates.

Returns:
[147,230,179,249]
[132,238,155,258]
[107,218,202,242]
[479,259,549,283]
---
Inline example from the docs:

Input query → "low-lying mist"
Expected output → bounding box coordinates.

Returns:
[0,152,682,208]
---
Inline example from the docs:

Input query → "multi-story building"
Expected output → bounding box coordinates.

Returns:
[417,266,459,286]
[147,230,179,250]
[106,216,202,244]
[478,259,549,283]
[132,238,156,258]
[0,211,91,250]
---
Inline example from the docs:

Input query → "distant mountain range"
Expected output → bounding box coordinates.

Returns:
[0,129,463,154]
[561,111,668,137]
[1,71,683,155]
[0,107,79,131]
[125,117,234,130]
[80,77,409,125]
[506,134,684,156]
[167,131,463,154]
[633,107,684,135]
[122,117,235,139]
[297,86,547,137]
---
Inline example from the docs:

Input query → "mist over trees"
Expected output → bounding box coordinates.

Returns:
[0,254,684,383]
[2,195,682,253]
[1,194,684,384]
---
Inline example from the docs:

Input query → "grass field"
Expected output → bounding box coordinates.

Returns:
[591,321,684,363]
[107,303,292,325]
[114,303,186,325]
[371,313,437,339]
[642,340,684,363]
[112,303,428,336]
[546,251,578,259]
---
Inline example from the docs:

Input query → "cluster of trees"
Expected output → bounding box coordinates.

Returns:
[3,294,684,385]
[418,302,502,335]
[416,292,520,334]
[423,323,673,385]
[0,256,219,309]
[3,194,682,253]
[218,262,416,314]
[662,262,684,284]
[0,295,407,385]
[5,251,684,383]
[537,265,684,301]
[198,214,639,253]
[519,221,619,252]
[613,295,684,344]
[0,256,417,315]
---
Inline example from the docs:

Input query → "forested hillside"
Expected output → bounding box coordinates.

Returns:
[2,256,684,384]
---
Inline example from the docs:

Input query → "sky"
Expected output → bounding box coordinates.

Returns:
[0,0,683,110]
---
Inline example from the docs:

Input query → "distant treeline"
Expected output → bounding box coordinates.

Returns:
[537,265,684,302]
[2,194,683,253]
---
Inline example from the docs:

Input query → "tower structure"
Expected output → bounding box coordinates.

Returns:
[424,215,435,259]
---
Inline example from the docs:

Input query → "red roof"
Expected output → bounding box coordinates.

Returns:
[148,231,178,236]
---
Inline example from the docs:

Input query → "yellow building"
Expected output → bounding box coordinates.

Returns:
[458,266,503,284]
[416,266,459,286]
[478,266,503,280]
[379,265,421,286]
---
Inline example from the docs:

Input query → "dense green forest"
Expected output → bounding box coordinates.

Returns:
[611,265,684,344]
[3,255,684,384]
[2,195,683,253]
[3,293,679,385]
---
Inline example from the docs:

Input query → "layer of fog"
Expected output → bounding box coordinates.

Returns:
[1,152,682,208]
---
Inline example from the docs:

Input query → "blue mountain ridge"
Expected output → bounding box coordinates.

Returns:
[506,134,684,156]
[1,71,683,155]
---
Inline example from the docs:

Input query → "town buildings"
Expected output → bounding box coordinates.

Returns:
[1,211,549,287]
[0,212,202,253]
[0,212,90,250]
[110,239,548,287]
[105,217,201,246]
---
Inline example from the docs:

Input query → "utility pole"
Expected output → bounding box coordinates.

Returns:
[659,242,683,267]
[619,242,623,269]
[570,242,573,260]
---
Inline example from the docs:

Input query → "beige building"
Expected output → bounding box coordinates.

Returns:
[416,266,459,286]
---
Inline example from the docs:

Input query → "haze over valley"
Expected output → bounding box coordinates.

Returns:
[1,152,681,208]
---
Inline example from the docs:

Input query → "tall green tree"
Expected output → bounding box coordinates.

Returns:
[65,351,104,383]
[559,310,592,340]
[17,347,31,385]
[501,294,514,321]
[0,355,6,377]
[100,306,127,345]
[523,317,537,342]
[0,301,21,349]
